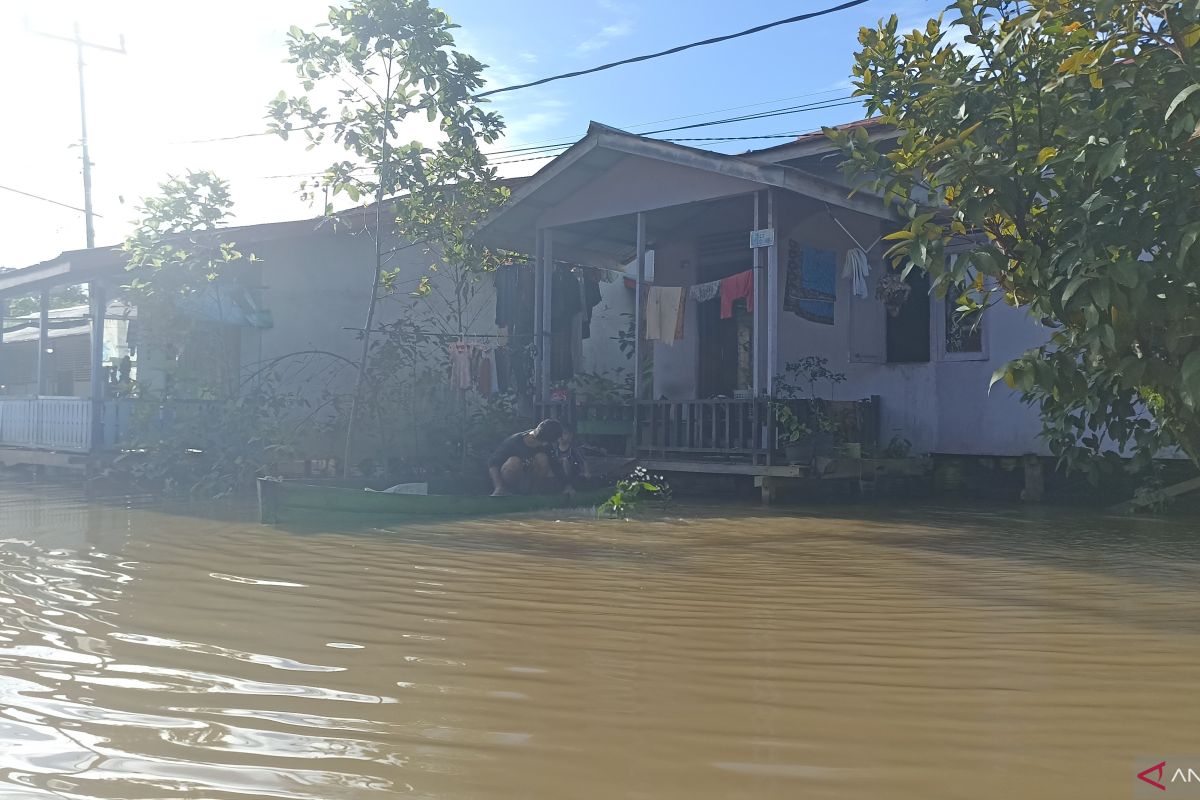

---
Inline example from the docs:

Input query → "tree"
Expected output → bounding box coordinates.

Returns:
[267,0,506,476]
[4,284,88,317]
[117,172,300,497]
[832,0,1200,477]
[123,171,250,398]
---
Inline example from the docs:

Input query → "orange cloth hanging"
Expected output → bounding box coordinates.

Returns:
[719,270,754,319]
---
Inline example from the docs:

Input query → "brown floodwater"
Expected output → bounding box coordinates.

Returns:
[0,482,1197,799]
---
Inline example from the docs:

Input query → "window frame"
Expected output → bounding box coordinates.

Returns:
[936,252,990,363]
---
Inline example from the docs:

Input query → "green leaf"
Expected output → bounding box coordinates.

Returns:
[1098,323,1116,351]
[1096,140,1125,180]
[1036,146,1058,165]
[1080,191,1110,213]
[1061,275,1089,308]
[1166,83,1200,121]
[1112,261,1139,288]
[1178,222,1200,266]
[1183,351,1200,404]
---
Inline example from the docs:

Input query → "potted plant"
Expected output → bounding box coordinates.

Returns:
[876,273,912,317]
[776,405,816,463]
[772,356,846,464]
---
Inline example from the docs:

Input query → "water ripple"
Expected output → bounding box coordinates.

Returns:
[0,485,1197,798]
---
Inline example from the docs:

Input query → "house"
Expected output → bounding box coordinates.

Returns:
[0,207,630,469]
[474,121,1055,496]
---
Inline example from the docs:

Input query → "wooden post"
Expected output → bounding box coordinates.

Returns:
[634,212,646,401]
[1020,454,1044,502]
[36,289,50,397]
[533,230,544,402]
[766,188,779,398]
[541,228,554,402]
[88,281,105,451]
[752,192,761,398]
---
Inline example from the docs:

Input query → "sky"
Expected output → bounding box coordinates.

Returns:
[0,0,945,269]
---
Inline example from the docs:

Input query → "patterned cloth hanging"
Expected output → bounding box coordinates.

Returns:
[784,242,837,325]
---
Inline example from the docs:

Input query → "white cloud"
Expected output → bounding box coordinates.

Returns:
[575,19,634,54]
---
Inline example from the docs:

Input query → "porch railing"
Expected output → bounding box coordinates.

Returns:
[0,397,92,453]
[537,396,881,465]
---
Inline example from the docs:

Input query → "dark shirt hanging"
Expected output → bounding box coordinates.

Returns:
[494,264,521,328]
[582,274,602,339]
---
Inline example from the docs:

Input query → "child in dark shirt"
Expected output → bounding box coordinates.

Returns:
[488,419,568,496]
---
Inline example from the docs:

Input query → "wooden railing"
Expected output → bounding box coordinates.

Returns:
[639,398,773,462]
[537,396,881,465]
[0,397,92,452]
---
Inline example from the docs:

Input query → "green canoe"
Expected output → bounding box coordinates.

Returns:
[257,477,611,524]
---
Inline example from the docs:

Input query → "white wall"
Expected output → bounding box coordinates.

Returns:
[251,228,628,396]
[637,194,1052,457]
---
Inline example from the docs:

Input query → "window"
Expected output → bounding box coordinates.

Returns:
[886,270,931,363]
[945,293,984,354]
[939,254,988,361]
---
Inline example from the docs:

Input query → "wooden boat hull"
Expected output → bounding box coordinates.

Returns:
[258,478,609,524]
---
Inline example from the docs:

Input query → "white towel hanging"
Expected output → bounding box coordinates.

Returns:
[844,247,871,299]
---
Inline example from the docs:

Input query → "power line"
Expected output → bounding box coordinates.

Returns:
[474,0,871,98]
[0,184,105,217]
[483,98,863,165]
[483,86,850,153]
[482,96,859,158]
[249,96,863,177]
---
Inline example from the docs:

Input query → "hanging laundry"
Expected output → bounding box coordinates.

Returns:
[784,239,803,314]
[786,246,837,325]
[719,270,755,319]
[488,351,500,395]
[448,342,473,389]
[646,286,684,342]
[550,269,583,380]
[843,247,871,299]
[476,350,493,395]
[493,265,522,328]
[551,269,582,331]
[494,346,510,393]
[689,279,721,304]
[672,290,686,343]
[581,274,602,339]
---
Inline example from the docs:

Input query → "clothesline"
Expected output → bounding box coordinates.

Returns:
[344,326,528,339]
[824,203,882,255]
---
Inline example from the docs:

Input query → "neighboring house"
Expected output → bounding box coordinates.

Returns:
[474,121,1055,489]
[0,208,630,465]
[1,303,131,397]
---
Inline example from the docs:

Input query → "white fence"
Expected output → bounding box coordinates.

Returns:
[0,398,92,452]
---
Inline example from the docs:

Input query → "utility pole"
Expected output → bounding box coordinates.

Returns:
[29,20,125,249]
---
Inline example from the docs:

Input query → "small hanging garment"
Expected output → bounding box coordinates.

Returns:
[448,342,473,389]
[689,279,721,304]
[672,291,686,343]
[477,350,493,395]
[843,247,871,299]
[719,270,755,319]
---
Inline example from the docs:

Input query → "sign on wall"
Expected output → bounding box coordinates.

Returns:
[749,228,775,249]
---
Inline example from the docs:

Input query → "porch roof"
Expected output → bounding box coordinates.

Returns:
[473,122,899,258]
[0,216,345,298]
